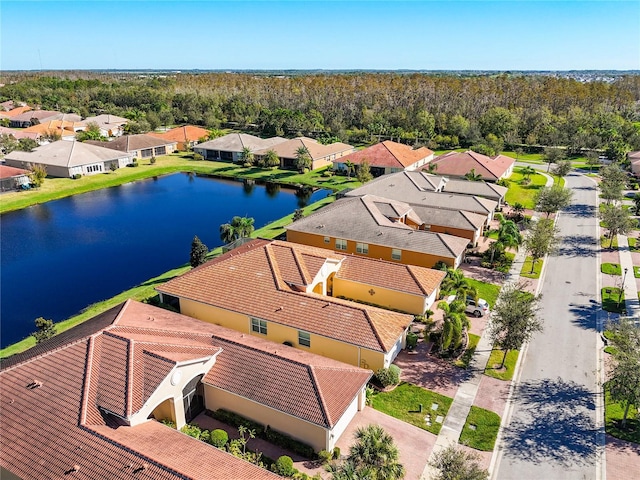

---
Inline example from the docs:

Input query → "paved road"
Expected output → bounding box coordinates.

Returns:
[495,172,602,480]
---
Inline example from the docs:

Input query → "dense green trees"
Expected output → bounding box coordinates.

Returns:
[1,73,638,153]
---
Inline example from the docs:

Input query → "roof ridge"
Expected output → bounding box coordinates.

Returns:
[405,265,429,296]
[307,366,332,427]
[291,247,312,285]
[362,310,388,352]
[126,337,135,418]
[264,244,288,291]
[79,335,96,426]
[67,139,77,167]
[435,232,459,258]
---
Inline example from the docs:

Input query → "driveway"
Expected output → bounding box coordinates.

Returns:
[334,406,437,480]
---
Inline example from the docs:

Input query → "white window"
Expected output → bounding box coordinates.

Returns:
[356,243,369,254]
[324,236,330,244]
[251,318,267,335]
[298,331,311,347]
[391,249,402,261]
[335,238,347,250]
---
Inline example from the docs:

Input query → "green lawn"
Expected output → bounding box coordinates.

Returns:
[553,175,566,188]
[604,383,639,444]
[634,266,640,279]
[454,333,480,369]
[0,194,337,359]
[369,382,453,435]
[459,406,501,451]
[520,256,542,279]
[504,167,547,210]
[484,349,519,381]
[0,152,360,215]
[601,235,618,249]
[629,237,638,251]
[466,279,501,307]
[601,263,623,276]
[601,287,625,314]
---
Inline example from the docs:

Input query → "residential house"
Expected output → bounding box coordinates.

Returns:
[0,105,32,121]
[345,171,499,223]
[334,141,434,177]
[194,133,287,162]
[0,165,30,191]
[427,150,515,181]
[9,110,81,128]
[285,195,470,268]
[149,125,211,151]
[86,134,177,159]
[0,126,41,142]
[254,137,354,171]
[0,100,16,111]
[158,239,419,371]
[629,151,640,176]
[22,119,85,140]
[0,299,293,480]
[79,114,129,137]
[4,140,133,177]
[441,178,508,206]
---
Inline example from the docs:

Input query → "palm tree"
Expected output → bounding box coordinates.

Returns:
[511,202,525,222]
[219,216,255,243]
[464,168,483,181]
[264,149,281,169]
[426,162,438,174]
[498,219,522,250]
[346,425,405,480]
[521,166,536,182]
[438,299,468,352]
[294,146,312,173]
[441,268,477,302]
[240,147,254,166]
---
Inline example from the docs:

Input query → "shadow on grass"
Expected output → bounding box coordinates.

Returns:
[557,234,598,257]
[503,378,598,466]
[568,299,600,331]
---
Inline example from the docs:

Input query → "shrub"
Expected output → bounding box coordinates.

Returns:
[273,456,295,477]
[180,424,202,439]
[199,429,211,444]
[150,156,157,164]
[375,365,401,388]
[160,418,176,428]
[317,449,332,464]
[72,173,82,180]
[209,409,264,437]
[193,153,204,161]
[128,161,139,167]
[332,446,341,459]
[265,426,316,458]
[210,429,228,448]
[406,331,419,350]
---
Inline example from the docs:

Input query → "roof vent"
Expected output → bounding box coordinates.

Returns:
[64,465,80,475]
[27,379,42,390]
[133,463,149,474]
[276,306,283,312]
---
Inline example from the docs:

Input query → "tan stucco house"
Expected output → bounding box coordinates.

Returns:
[86,134,177,158]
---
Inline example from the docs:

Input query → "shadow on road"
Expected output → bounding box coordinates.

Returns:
[568,299,600,331]
[563,203,596,218]
[557,234,597,257]
[502,378,598,466]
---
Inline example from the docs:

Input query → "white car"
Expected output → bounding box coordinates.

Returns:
[465,298,489,317]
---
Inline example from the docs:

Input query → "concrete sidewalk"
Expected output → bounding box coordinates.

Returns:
[422,173,555,479]
[616,233,639,318]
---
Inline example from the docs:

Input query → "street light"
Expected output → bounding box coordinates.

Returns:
[618,267,629,308]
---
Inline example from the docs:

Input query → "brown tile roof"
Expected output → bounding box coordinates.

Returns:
[1,300,321,479]
[10,110,63,122]
[158,240,413,352]
[428,150,515,181]
[86,134,177,153]
[22,119,83,136]
[254,137,353,160]
[2,105,32,117]
[340,141,433,169]
[148,125,210,143]
[0,164,30,179]
[628,151,640,161]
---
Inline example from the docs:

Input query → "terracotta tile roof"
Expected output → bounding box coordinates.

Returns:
[2,105,32,117]
[338,256,446,296]
[340,141,433,169]
[428,150,515,181]
[286,196,470,259]
[85,134,177,153]
[148,125,210,143]
[158,240,413,352]
[22,119,83,136]
[0,164,30,179]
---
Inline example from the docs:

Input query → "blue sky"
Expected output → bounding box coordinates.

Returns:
[2,1,639,70]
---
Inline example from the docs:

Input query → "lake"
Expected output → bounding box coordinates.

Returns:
[0,173,328,348]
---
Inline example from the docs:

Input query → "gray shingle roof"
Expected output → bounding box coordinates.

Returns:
[4,140,131,167]
[442,179,508,201]
[195,133,287,152]
[86,134,176,152]
[286,196,469,259]
[410,205,487,231]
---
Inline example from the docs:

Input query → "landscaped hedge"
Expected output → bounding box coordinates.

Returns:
[208,409,317,459]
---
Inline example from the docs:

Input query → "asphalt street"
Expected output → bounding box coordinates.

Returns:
[496,172,602,480]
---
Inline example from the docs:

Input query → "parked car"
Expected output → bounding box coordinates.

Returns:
[465,297,489,317]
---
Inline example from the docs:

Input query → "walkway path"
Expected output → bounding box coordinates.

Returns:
[422,172,554,479]
[616,232,640,318]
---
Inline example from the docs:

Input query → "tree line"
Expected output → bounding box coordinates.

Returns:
[1,73,639,156]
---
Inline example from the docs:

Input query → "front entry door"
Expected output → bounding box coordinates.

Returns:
[182,375,205,423]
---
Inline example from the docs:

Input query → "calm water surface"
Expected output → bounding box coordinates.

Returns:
[0,173,328,347]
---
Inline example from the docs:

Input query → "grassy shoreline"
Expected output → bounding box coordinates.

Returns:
[0,152,358,215]
[0,188,338,358]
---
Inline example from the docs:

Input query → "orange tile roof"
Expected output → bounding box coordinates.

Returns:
[2,105,32,117]
[22,120,83,136]
[340,141,433,169]
[148,125,210,143]
[429,150,515,180]
[158,240,413,352]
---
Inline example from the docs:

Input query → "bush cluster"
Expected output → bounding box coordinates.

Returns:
[375,365,401,388]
